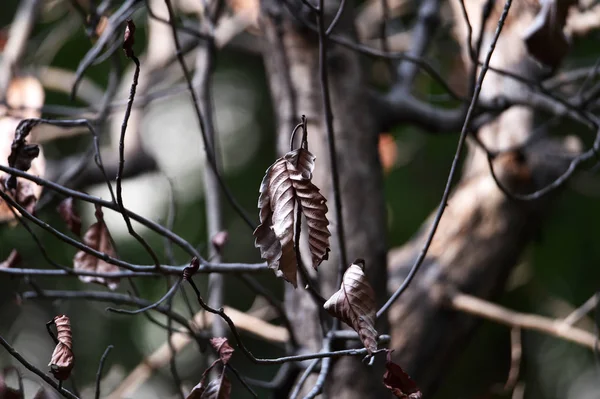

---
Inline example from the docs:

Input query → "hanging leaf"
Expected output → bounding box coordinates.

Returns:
[210,338,234,365]
[57,197,82,237]
[284,148,330,269]
[383,350,422,399]
[48,315,74,381]
[253,147,330,287]
[0,77,46,223]
[73,205,120,289]
[0,249,20,269]
[187,373,231,399]
[323,259,378,353]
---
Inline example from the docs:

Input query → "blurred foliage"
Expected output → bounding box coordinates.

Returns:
[1,1,600,399]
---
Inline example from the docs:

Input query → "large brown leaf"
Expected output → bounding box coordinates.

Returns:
[383,350,422,399]
[73,205,120,289]
[323,259,378,354]
[253,148,330,287]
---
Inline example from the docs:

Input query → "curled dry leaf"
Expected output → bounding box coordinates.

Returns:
[210,337,234,365]
[253,147,330,287]
[57,197,82,237]
[0,249,21,269]
[0,77,45,223]
[183,256,200,280]
[73,205,120,289]
[383,350,422,399]
[323,259,378,354]
[48,315,74,381]
[187,373,231,399]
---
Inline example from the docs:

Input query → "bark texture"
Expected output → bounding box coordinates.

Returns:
[388,1,580,394]
[261,1,388,397]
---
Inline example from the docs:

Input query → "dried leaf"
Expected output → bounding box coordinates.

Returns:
[284,148,330,269]
[0,249,20,269]
[323,259,378,353]
[383,350,422,399]
[0,77,45,223]
[123,19,136,58]
[0,367,23,399]
[523,0,577,67]
[187,373,231,399]
[48,315,74,381]
[73,205,120,289]
[253,148,330,287]
[57,197,82,237]
[210,337,234,365]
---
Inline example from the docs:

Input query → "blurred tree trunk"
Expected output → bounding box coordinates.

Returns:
[260,1,389,398]
[387,1,580,394]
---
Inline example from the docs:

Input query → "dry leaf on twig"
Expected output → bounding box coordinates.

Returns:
[187,373,231,399]
[0,77,45,223]
[323,259,378,354]
[0,249,20,269]
[210,337,234,365]
[73,205,120,289]
[253,147,330,287]
[57,197,82,237]
[48,315,74,381]
[383,350,422,399]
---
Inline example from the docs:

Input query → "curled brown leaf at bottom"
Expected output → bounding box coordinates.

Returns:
[48,315,74,381]
[209,337,234,365]
[383,350,422,399]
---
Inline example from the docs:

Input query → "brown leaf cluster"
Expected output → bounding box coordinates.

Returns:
[73,205,120,289]
[254,148,330,287]
[0,77,45,223]
[48,315,74,381]
[186,338,234,399]
[323,259,378,353]
[383,350,422,399]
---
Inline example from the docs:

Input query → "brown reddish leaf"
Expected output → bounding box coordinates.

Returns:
[73,205,120,289]
[323,259,378,354]
[57,197,82,237]
[523,0,577,68]
[383,350,422,399]
[209,337,234,365]
[253,147,330,287]
[0,367,23,399]
[211,231,229,254]
[0,249,21,269]
[187,373,231,399]
[48,315,74,381]
[378,133,398,174]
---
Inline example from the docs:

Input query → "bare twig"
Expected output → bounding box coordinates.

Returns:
[94,345,114,399]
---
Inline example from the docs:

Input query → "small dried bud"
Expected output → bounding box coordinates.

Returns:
[183,257,200,280]
[48,315,74,381]
[123,19,136,58]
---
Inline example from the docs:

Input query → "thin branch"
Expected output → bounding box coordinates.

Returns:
[564,293,600,326]
[106,278,183,315]
[448,290,598,350]
[94,345,114,399]
[289,359,320,399]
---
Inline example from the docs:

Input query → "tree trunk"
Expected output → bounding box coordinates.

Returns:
[388,1,580,394]
[261,1,389,397]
